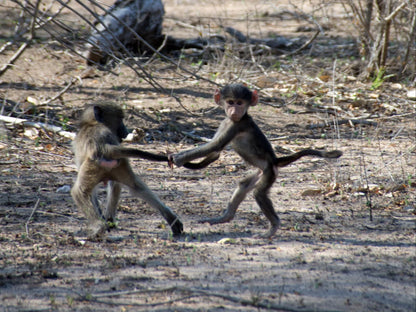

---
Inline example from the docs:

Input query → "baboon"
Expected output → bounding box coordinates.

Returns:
[71,102,183,240]
[169,84,342,238]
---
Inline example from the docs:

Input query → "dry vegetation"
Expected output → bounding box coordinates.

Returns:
[0,0,415,311]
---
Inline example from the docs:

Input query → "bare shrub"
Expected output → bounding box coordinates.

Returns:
[344,0,415,82]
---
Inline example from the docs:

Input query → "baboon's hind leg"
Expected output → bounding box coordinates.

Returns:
[103,180,121,224]
[71,164,106,240]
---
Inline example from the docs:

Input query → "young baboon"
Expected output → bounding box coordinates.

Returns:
[71,102,183,240]
[169,84,342,238]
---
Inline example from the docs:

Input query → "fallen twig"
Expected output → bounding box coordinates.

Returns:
[0,0,40,77]
[280,30,320,57]
[0,42,29,76]
[306,118,378,129]
[384,2,407,22]
[0,115,75,139]
[87,285,338,312]
[181,131,211,142]
[0,160,19,165]
[40,77,77,106]
[25,198,40,237]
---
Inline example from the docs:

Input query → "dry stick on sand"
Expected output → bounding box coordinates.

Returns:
[59,0,211,116]
[0,76,78,138]
[280,30,320,58]
[0,0,40,77]
[87,285,336,312]
[306,119,378,129]
[40,77,78,106]
[0,115,75,139]
[25,198,40,238]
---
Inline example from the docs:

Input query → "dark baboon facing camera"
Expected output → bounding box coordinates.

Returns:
[169,84,342,238]
[71,102,183,240]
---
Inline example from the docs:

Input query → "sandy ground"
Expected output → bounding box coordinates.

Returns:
[0,0,415,311]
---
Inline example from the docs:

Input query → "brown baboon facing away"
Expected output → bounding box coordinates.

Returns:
[71,102,183,240]
[169,84,342,238]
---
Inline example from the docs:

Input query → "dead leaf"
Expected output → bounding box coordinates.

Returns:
[319,75,330,82]
[301,189,322,196]
[387,184,406,193]
[24,127,39,139]
[45,143,53,151]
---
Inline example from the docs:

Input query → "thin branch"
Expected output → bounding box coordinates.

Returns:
[181,131,211,142]
[0,0,40,77]
[82,0,219,87]
[55,0,211,116]
[40,77,77,106]
[9,0,120,78]
[0,115,75,139]
[384,2,407,22]
[56,0,160,90]
[25,198,40,237]
[0,41,13,54]
[0,42,29,76]
[87,285,338,312]
[306,119,378,129]
[280,30,320,57]
[402,3,416,75]
[360,151,373,221]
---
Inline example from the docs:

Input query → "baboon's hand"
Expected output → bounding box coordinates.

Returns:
[167,154,175,168]
[168,153,184,168]
[324,150,343,158]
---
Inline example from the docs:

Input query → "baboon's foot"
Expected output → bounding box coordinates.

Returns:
[169,217,184,236]
[199,214,234,225]
[254,224,279,239]
[87,221,107,241]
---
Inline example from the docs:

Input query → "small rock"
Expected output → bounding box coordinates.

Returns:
[301,189,322,197]
[407,89,416,99]
[56,185,71,193]
[218,238,236,244]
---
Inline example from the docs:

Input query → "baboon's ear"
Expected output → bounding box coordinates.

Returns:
[250,90,259,106]
[93,106,104,123]
[214,89,221,105]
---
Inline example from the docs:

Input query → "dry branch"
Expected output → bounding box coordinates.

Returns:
[25,198,40,238]
[40,77,77,106]
[0,0,40,77]
[88,285,337,312]
[306,119,378,129]
[181,130,211,142]
[280,30,320,57]
[0,115,75,139]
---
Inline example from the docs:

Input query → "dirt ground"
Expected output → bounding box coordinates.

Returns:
[0,0,415,311]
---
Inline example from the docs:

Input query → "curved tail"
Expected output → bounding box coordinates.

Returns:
[274,149,342,168]
[110,146,169,161]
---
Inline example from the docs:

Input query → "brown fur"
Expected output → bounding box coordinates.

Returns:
[170,84,341,238]
[71,102,183,240]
